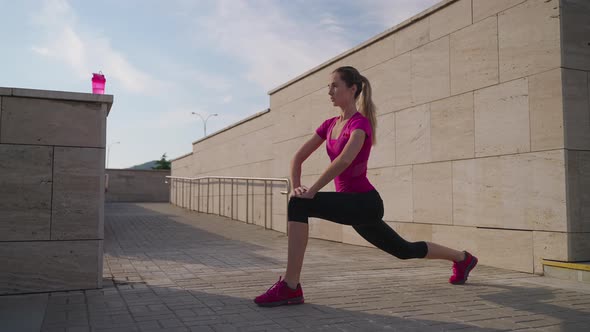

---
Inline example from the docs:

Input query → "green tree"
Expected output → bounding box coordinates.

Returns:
[153,153,171,170]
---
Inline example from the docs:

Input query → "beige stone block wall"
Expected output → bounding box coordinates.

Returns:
[171,0,589,274]
[473,0,526,23]
[1,97,106,148]
[105,169,170,203]
[498,0,561,82]
[394,16,429,57]
[430,92,474,161]
[474,78,530,157]
[0,240,102,294]
[365,55,412,114]
[0,145,53,241]
[395,104,431,165]
[428,0,471,41]
[413,162,453,225]
[344,34,395,73]
[533,231,568,274]
[529,69,564,151]
[453,151,566,231]
[411,37,450,106]
[0,87,112,295]
[170,152,194,178]
[450,16,499,95]
[52,147,105,240]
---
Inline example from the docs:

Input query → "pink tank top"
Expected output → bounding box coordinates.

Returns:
[315,112,375,193]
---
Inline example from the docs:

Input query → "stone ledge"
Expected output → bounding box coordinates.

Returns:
[544,264,590,283]
[542,259,590,272]
[0,87,113,114]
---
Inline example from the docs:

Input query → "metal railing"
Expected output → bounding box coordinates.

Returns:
[166,175,290,230]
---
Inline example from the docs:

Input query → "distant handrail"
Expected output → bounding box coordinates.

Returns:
[166,175,290,195]
[165,175,291,230]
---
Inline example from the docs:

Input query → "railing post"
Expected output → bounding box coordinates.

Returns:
[207,178,210,214]
[246,179,249,224]
[170,179,174,205]
[264,180,268,229]
[270,181,273,230]
[231,179,234,219]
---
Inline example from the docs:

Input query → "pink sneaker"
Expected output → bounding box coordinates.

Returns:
[254,276,304,307]
[449,251,478,285]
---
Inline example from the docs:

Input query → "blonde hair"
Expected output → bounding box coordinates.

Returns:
[333,66,378,145]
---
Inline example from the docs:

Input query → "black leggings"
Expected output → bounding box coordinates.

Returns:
[288,189,428,260]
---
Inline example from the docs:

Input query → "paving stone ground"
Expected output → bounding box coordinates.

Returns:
[38,203,590,331]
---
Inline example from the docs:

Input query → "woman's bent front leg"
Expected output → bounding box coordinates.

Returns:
[284,221,309,288]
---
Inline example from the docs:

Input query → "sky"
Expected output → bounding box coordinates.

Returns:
[0,0,440,169]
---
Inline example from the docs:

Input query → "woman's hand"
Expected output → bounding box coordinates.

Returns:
[293,185,316,199]
[298,190,316,199]
[293,185,309,196]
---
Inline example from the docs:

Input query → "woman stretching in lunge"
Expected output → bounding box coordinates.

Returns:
[254,66,478,307]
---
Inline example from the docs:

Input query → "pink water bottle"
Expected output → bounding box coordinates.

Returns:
[91,71,106,94]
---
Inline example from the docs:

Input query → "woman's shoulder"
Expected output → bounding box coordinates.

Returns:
[350,112,370,126]
[321,116,339,125]
[348,113,372,134]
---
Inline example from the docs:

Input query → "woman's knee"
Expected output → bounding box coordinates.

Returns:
[288,197,311,224]
[394,241,428,260]
[353,224,427,260]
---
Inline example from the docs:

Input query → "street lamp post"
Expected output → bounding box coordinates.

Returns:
[106,141,120,169]
[191,112,218,137]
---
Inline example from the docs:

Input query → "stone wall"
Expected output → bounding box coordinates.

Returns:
[171,110,287,230]
[172,0,590,274]
[105,169,170,202]
[0,87,113,294]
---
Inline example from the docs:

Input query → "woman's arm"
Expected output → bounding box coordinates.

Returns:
[307,129,366,195]
[291,133,325,190]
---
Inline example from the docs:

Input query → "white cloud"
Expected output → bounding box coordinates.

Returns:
[186,71,231,92]
[185,0,442,92]
[30,0,168,94]
[318,14,344,34]
[144,108,199,130]
[30,46,51,56]
[194,0,351,91]
[222,95,233,104]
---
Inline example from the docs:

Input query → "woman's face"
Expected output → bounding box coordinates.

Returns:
[328,72,356,108]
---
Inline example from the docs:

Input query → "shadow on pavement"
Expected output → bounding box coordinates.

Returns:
[40,278,497,332]
[105,203,284,269]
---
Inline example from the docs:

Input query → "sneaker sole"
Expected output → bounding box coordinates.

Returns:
[255,296,304,307]
[451,256,478,285]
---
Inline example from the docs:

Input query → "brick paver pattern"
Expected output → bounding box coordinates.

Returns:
[40,203,590,331]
